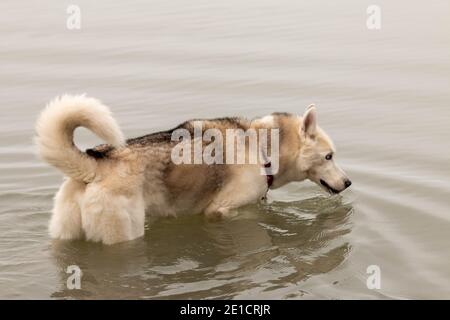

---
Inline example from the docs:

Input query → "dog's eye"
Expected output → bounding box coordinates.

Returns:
[325,153,333,160]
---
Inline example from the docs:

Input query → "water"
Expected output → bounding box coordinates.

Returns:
[0,0,449,299]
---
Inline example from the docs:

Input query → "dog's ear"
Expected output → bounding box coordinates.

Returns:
[301,104,317,137]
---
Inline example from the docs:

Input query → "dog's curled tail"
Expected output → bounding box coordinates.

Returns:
[35,95,125,183]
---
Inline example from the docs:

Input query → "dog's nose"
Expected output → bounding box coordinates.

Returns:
[344,179,352,189]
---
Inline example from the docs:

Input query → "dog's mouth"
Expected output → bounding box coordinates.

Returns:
[320,179,340,194]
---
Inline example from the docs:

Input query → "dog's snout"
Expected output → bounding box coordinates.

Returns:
[344,179,352,189]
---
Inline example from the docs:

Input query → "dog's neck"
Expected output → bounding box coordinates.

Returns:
[252,114,308,189]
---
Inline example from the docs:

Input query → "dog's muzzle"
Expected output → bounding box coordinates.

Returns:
[320,179,351,194]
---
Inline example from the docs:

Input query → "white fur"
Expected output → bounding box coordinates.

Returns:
[49,178,85,240]
[259,115,274,127]
[80,183,145,244]
[36,98,349,245]
[36,95,134,244]
[35,95,125,183]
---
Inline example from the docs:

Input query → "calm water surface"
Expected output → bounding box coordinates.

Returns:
[0,0,449,299]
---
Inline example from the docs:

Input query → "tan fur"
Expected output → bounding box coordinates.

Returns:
[35,95,125,183]
[35,96,350,245]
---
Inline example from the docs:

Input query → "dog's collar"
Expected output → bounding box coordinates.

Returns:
[264,162,274,188]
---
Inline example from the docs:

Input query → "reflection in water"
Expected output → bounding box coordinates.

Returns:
[1,0,449,299]
[50,196,353,299]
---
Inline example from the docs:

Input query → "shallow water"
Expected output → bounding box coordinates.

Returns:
[0,0,449,299]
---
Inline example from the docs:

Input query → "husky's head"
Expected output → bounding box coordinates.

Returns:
[297,105,352,194]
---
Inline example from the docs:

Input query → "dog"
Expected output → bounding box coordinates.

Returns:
[35,95,351,245]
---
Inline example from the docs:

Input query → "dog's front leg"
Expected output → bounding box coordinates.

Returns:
[204,205,233,220]
[204,167,268,219]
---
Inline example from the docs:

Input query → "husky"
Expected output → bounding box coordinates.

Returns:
[35,95,351,245]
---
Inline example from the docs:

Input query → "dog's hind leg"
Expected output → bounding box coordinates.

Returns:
[49,178,85,240]
[81,185,145,245]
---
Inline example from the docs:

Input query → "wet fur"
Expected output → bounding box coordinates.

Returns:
[35,95,349,245]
